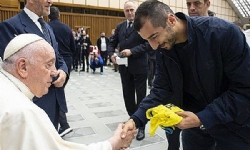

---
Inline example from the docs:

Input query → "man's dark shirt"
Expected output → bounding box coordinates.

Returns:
[174,41,207,112]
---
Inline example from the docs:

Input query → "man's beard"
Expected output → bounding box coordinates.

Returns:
[159,25,177,50]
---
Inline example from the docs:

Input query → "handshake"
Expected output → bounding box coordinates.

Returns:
[108,104,184,149]
[108,120,137,150]
[108,103,202,149]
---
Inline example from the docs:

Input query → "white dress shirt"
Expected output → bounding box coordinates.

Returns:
[23,7,43,33]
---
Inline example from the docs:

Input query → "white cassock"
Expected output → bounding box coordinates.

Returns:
[0,68,112,150]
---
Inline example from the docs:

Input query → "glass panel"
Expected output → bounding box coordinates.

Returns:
[231,0,250,17]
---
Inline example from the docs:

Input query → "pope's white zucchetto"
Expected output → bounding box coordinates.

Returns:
[3,34,44,61]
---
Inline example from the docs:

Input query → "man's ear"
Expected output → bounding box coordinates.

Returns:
[206,1,211,7]
[16,58,29,79]
[167,14,176,26]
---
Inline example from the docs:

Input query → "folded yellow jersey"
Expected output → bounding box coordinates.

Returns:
[146,104,183,136]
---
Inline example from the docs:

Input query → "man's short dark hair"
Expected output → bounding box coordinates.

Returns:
[233,20,243,28]
[48,6,60,20]
[208,10,216,16]
[245,24,250,30]
[134,0,173,31]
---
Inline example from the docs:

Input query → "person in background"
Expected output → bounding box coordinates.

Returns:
[0,33,136,150]
[108,1,152,141]
[233,21,250,47]
[79,30,92,72]
[48,6,75,137]
[244,24,250,30]
[90,47,104,75]
[147,50,156,89]
[74,27,82,72]
[72,29,76,39]
[109,29,119,72]
[186,0,210,16]
[122,1,250,150]
[233,20,244,31]
[244,27,250,46]
[72,29,77,70]
[0,0,68,131]
[208,10,216,16]
[97,31,109,67]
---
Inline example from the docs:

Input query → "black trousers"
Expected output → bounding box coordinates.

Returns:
[59,109,70,129]
[166,128,181,150]
[119,66,147,116]
[81,48,89,71]
[148,58,156,87]
[100,51,108,66]
[59,62,71,130]
[73,46,80,69]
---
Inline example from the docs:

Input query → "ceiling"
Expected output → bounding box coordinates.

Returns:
[231,0,250,18]
[227,0,250,23]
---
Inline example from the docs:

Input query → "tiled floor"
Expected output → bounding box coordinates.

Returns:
[63,66,170,149]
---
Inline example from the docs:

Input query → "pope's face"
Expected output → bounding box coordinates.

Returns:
[26,41,56,97]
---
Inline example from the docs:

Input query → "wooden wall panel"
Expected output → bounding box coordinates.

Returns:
[0,0,19,9]
[0,9,124,45]
[59,13,124,44]
[0,8,19,22]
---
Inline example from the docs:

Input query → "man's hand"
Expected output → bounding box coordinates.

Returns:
[121,119,136,139]
[115,48,119,53]
[94,57,99,61]
[175,111,202,129]
[108,123,136,150]
[52,70,67,87]
[120,49,132,57]
[111,55,117,64]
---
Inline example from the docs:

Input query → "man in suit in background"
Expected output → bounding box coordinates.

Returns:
[48,6,75,137]
[0,0,68,130]
[108,0,152,141]
[186,0,210,16]
[48,6,75,84]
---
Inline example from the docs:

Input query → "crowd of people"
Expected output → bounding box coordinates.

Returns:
[72,28,117,74]
[1,0,250,150]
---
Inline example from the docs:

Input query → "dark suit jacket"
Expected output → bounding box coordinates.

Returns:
[78,35,92,54]
[108,21,152,74]
[48,19,75,58]
[0,10,69,114]
[48,19,75,75]
[97,36,109,51]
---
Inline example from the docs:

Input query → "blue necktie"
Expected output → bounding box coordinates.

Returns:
[38,18,51,44]
[126,22,133,36]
